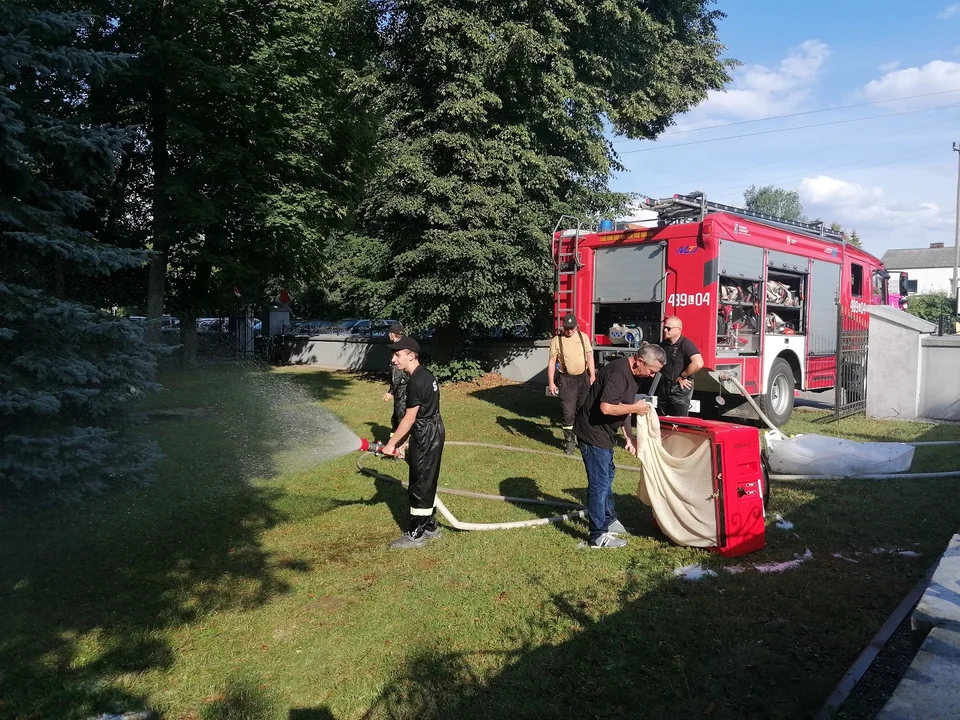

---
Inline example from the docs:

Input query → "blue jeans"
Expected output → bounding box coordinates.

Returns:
[579,441,617,541]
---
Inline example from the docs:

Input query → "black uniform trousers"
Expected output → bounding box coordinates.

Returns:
[407,414,445,532]
[390,369,408,432]
[558,372,590,429]
[657,379,694,417]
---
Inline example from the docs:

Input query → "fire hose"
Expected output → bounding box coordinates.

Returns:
[718,372,960,481]
[357,440,644,532]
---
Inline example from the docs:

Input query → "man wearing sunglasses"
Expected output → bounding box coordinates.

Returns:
[657,316,704,417]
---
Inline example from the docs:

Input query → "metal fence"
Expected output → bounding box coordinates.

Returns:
[834,307,870,420]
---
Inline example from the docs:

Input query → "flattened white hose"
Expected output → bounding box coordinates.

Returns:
[357,440,643,532]
[719,372,960,481]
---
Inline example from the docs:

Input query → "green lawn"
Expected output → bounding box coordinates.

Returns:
[3,365,960,720]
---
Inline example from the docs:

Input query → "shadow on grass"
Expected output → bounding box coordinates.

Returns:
[289,710,337,719]
[359,473,960,720]
[364,421,394,444]
[0,366,334,718]
[471,384,555,421]
[271,367,356,404]
[495,416,559,448]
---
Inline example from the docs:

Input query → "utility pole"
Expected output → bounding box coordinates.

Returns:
[954,143,960,313]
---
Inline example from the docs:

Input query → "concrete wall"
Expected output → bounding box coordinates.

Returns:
[865,305,960,422]
[919,335,960,421]
[866,307,929,420]
[284,335,552,384]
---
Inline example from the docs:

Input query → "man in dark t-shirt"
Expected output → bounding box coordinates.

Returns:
[382,337,445,549]
[656,316,704,417]
[574,343,665,548]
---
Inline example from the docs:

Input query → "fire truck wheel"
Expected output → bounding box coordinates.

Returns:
[759,358,795,427]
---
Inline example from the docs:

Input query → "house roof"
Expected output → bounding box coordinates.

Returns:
[881,246,958,270]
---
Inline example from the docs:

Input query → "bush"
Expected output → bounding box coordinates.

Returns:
[429,357,484,384]
[905,291,956,323]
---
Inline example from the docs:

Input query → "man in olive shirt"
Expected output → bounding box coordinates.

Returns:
[574,343,665,548]
[657,316,704,417]
[547,313,596,454]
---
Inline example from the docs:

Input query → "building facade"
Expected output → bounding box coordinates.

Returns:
[881,243,958,301]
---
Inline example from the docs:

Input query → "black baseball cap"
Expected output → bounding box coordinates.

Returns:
[388,322,405,336]
[562,313,577,329]
[388,336,420,354]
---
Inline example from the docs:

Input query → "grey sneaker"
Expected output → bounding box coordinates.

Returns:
[422,525,442,541]
[607,519,628,535]
[589,532,627,549]
[389,532,426,549]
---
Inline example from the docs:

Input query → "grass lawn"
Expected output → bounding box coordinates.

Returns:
[3,365,960,720]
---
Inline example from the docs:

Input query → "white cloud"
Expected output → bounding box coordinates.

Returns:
[939,4,960,18]
[861,60,960,103]
[680,40,830,123]
[798,175,952,233]
[799,176,883,207]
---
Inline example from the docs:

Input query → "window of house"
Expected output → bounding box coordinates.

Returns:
[907,279,918,294]
[851,263,864,298]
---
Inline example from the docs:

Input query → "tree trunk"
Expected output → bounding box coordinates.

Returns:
[180,261,212,369]
[146,85,169,345]
[179,313,198,369]
[430,325,458,365]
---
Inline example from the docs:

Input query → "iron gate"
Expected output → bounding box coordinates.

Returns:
[834,306,869,420]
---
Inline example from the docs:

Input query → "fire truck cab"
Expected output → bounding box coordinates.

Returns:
[552,194,887,426]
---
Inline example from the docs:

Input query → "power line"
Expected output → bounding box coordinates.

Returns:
[618,104,960,155]
[613,87,960,144]
[642,116,956,197]
[710,147,947,199]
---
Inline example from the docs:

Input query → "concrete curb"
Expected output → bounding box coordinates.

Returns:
[876,533,960,720]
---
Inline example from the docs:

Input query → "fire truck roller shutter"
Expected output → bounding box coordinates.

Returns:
[718,241,764,280]
[593,244,665,303]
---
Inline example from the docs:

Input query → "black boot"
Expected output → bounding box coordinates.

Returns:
[563,429,577,455]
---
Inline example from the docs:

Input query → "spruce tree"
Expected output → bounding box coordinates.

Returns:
[0,3,159,498]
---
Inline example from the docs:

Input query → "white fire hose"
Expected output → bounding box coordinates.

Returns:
[718,372,960,481]
[357,441,644,532]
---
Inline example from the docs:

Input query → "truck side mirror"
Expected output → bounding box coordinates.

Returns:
[898,274,908,296]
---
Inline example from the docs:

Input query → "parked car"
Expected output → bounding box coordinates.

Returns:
[127,314,179,330]
[330,318,365,334]
[369,319,399,338]
[289,319,333,335]
[350,318,398,337]
[197,317,228,333]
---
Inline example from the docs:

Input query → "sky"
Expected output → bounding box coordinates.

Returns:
[609,0,960,259]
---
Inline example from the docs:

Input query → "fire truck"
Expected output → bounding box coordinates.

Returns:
[552,193,888,426]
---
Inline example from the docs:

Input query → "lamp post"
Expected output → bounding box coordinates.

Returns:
[953,143,960,313]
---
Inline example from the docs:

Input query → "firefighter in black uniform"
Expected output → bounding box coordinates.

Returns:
[382,336,445,549]
[656,316,704,417]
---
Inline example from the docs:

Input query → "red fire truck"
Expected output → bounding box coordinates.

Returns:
[552,194,888,426]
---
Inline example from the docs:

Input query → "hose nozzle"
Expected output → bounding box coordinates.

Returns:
[359,438,390,455]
